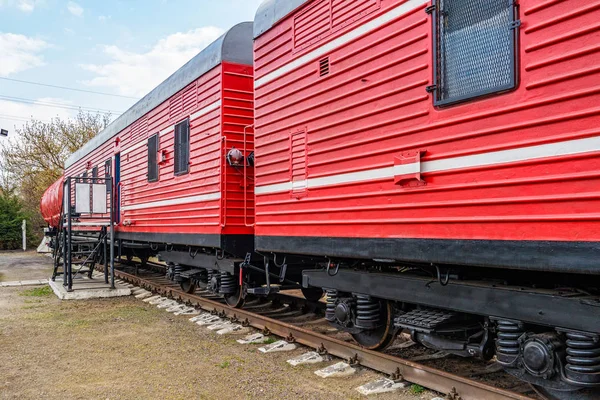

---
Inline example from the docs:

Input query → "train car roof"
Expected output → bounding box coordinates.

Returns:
[65,21,253,169]
[254,0,309,39]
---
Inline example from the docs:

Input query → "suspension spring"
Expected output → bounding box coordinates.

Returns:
[496,320,525,366]
[565,331,600,383]
[220,271,236,295]
[355,295,381,330]
[325,290,338,322]
[173,264,185,283]
[207,270,220,294]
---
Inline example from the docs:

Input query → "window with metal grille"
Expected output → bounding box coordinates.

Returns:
[105,159,112,191]
[174,119,190,176]
[430,0,519,106]
[147,134,159,182]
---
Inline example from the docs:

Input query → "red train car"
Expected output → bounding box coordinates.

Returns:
[55,22,256,305]
[253,0,600,395]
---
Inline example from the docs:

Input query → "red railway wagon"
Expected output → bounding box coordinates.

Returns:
[57,22,256,305]
[253,0,600,396]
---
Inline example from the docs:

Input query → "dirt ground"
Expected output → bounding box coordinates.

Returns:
[0,251,436,400]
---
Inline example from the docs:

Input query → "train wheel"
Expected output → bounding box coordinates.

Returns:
[301,287,324,302]
[530,385,600,400]
[351,300,395,350]
[224,284,245,308]
[179,280,196,294]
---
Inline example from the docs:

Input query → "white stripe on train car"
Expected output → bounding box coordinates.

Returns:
[255,136,600,195]
[70,221,111,226]
[254,0,429,89]
[121,100,222,155]
[190,99,221,121]
[121,192,221,211]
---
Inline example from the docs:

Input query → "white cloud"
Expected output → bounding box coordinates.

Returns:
[0,33,48,77]
[67,1,82,16]
[98,15,111,22]
[64,27,75,36]
[0,0,44,12]
[80,26,224,97]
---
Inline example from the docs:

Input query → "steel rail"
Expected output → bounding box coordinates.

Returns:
[104,266,534,400]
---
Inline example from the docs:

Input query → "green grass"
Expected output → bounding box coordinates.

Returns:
[218,360,230,369]
[262,336,278,345]
[20,285,53,297]
[409,384,425,395]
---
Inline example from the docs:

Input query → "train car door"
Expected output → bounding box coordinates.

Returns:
[114,153,121,224]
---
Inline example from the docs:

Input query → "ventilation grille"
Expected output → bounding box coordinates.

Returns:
[319,57,330,77]
[290,129,307,196]
[293,0,380,51]
[293,0,330,50]
[332,0,379,31]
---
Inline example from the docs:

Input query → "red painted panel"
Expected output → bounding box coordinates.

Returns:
[62,61,255,240]
[253,0,600,247]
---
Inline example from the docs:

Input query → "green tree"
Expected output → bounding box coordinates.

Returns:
[0,111,110,239]
[0,189,33,250]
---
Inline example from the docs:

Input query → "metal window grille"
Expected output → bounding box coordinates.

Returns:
[147,134,159,182]
[105,159,111,177]
[431,0,519,106]
[174,119,190,176]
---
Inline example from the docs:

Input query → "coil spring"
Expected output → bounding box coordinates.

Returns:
[355,295,380,329]
[325,290,338,322]
[496,320,525,366]
[207,270,220,293]
[173,264,185,283]
[220,271,236,294]
[565,332,600,375]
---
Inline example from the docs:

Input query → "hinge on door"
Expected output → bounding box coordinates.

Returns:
[510,20,522,30]
[425,4,436,14]
[426,84,438,93]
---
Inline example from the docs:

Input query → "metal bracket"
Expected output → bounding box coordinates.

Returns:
[394,150,427,187]
[279,263,288,283]
[447,387,463,400]
[425,4,436,14]
[426,84,438,93]
[510,20,522,30]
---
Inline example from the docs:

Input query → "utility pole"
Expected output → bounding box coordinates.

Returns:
[22,219,26,251]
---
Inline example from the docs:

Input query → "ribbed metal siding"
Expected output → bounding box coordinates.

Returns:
[253,0,600,245]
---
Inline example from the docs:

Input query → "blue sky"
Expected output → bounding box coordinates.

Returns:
[0,0,263,132]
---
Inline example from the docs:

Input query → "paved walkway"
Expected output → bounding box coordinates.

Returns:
[0,279,48,287]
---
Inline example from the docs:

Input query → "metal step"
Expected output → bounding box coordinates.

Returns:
[394,307,462,334]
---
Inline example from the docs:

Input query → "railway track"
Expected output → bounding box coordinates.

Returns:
[95,261,537,400]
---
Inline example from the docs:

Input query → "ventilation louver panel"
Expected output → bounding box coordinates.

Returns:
[290,129,308,196]
[319,57,330,76]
